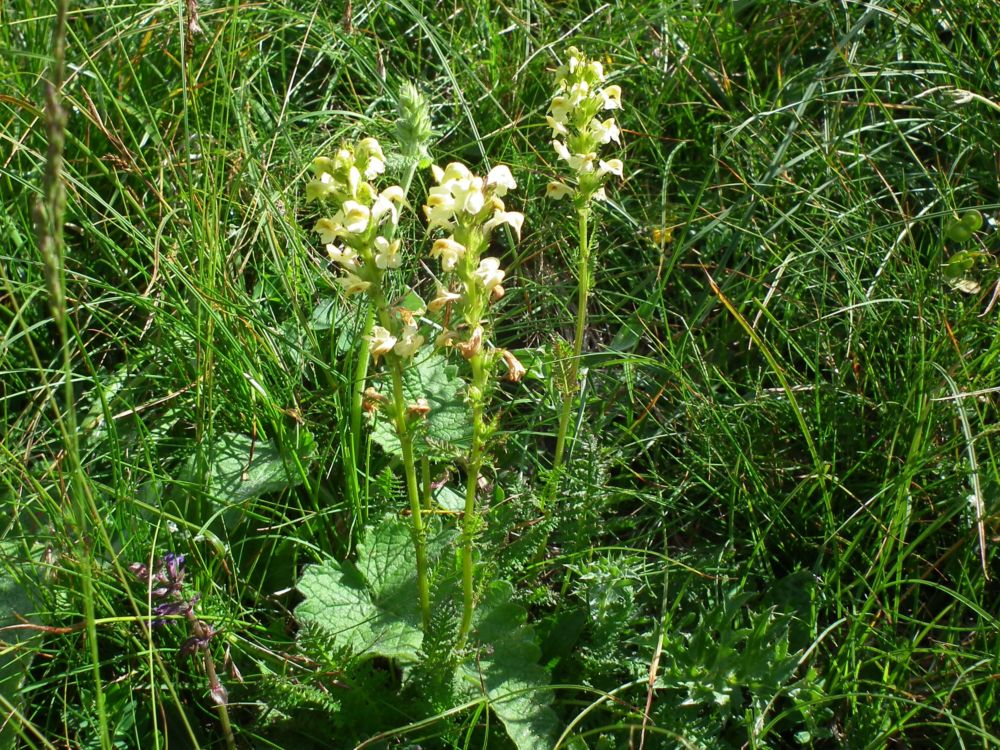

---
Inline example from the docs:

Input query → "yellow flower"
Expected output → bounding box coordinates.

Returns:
[374,237,402,269]
[356,137,386,180]
[428,285,462,313]
[486,165,517,197]
[597,158,624,178]
[341,200,371,235]
[600,84,622,110]
[589,117,620,145]
[484,210,525,240]
[326,244,358,268]
[315,217,344,244]
[546,181,574,201]
[431,237,466,271]
[393,324,424,359]
[473,257,505,295]
[369,326,397,361]
[339,271,371,295]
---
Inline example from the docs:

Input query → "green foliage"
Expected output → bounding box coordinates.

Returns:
[658,591,800,717]
[295,518,555,749]
[4,0,1000,747]
[944,209,984,243]
[177,430,313,530]
[296,516,428,662]
[455,582,559,750]
[0,545,39,750]
[371,353,472,459]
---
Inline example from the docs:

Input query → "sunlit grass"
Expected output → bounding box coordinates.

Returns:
[2,1,998,747]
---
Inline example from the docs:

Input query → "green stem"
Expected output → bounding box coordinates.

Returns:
[457,352,488,648]
[346,160,420,530]
[421,456,432,511]
[347,304,376,528]
[34,1,112,747]
[366,281,431,630]
[548,207,591,507]
[389,359,432,630]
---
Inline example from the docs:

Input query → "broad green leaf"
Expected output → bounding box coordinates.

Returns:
[180,431,311,510]
[295,517,425,662]
[434,485,465,512]
[456,582,558,750]
[372,353,471,459]
[357,515,419,600]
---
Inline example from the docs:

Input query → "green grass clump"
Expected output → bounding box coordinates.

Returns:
[2,1,999,748]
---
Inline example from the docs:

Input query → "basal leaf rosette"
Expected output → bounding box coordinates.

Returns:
[545,46,624,208]
[423,161,525,381]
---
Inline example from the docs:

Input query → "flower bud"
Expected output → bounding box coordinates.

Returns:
[395,81,434,166]
[363,387,387,413]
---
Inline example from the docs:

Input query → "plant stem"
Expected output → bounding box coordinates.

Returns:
[185,614,236,750]
[346,160,420,530]
[548,207,591,505]
[389,359,432,630]
[457,352,488,648]
[34,2,112,747]
[421,456,432,511]
[367,283,432,631]
[347,304,376,528]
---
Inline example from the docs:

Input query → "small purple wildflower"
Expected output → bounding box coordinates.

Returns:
[131,553,197,628]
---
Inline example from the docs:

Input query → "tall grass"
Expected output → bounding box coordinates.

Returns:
[1,0,998,747]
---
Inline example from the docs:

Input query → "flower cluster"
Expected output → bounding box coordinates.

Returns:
[307,138,426,364]
[545,46,624,206]
[131,553,231,707]
[306,138,409,297]
[423,161,523,375]
[130,553,201,625]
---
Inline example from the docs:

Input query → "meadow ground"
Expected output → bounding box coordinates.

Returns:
[2,1,999,748]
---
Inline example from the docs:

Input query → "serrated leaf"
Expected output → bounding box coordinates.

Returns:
[456,582,558,750]
[178,432,311,529]
[295,517,426,662]
[372,353,471,459]
[357,515,419,599]
[182,432,310,505]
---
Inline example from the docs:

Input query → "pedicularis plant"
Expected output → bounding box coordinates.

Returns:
[544,46,624,492]
[305,129,524,634]
[294,47,622,748]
